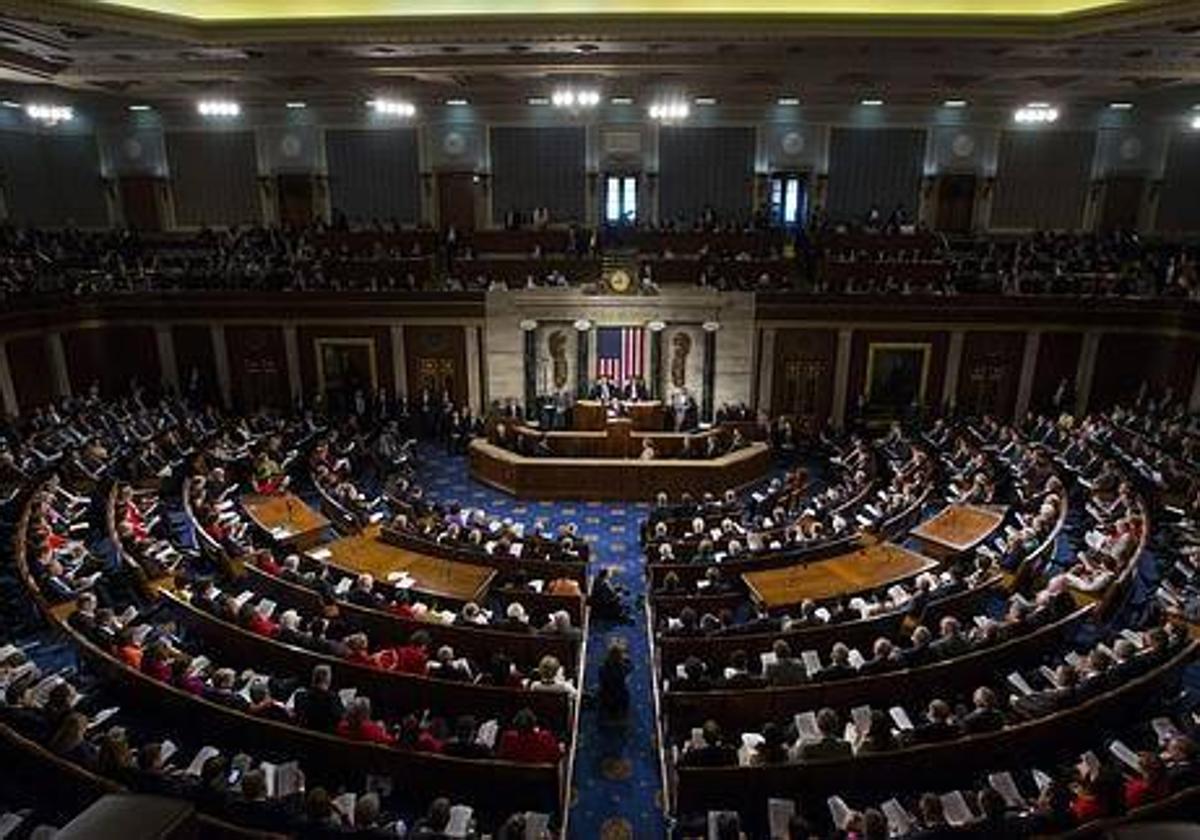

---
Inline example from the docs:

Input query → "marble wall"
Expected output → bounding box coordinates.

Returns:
[484,289,755,413]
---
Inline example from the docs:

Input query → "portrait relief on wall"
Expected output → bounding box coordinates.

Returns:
[548,330,569,390]
[866,343,931,410]
[670,331,692,388]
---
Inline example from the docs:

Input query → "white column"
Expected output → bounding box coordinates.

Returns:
[1013,330,1041,420]
[0,341,17,416]
[1075,330,1102,415]
[830,328,853,430]
[391,324,407,399]
[154,324,180,394]
[1189,359,1200,414]
[942,330,965,411]
[756,327,776,415]
[47,333,71,399]
[465,325,482,413]
[283,326,302,405]
[210,325,233,409]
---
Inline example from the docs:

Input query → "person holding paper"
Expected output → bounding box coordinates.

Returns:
[797,708,852,762]
[1123,751,1170,808]
[337,697,395,746]
[294,664,345,734]
[679,720,737,768]
[960,687,1006,735]
[496,708,561,764]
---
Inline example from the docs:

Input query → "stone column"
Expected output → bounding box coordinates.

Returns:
[756,327,776,415]
[47,333,71,399]
[1013,330,1041,420]
[702,326,717,423]
[830,328,853,430]
[210,325,233,409]
[0,341,18,416]
[283,325,302,406]
[942,330,965,412]
[154,324,180,395]
[467,325,483,414]
[391,325,407,400]
[1075,330,1102,415]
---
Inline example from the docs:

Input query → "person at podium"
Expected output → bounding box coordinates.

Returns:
[624,377,650,402]
[671,387,697,432]
[590,375,617,402]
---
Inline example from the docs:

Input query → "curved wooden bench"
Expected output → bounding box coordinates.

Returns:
[661,604,1093,737]
[157,585,574,734]
[14,494,567,827]
[671,641,1197,827]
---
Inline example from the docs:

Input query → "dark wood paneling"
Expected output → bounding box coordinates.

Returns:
[296,325,393,399]
[172,325,218,404]
[957,331,1024,419]
[404,325,467,406]
[118,176,164,231]
[63,326,159,397]
[847,329,948,416]
[224,325,288,410]
[1091,333,1198,409]
[770,329,836,427]
[8,335,53,412]
[1030,331,1082,413]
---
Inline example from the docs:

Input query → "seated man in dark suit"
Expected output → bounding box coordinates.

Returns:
[959,686,1006,734]
[679,720,737,767]
[765,640,807,686]
[720,649,765,689]
[928,616,971,660]
[907,698,958,745]
[672,656,714,692]
[1011,663,1079,720]
[294,664,345,733]
[798,707,853,762]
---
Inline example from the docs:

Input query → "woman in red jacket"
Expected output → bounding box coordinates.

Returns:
[337,697,395,745]
[496,708,561,764]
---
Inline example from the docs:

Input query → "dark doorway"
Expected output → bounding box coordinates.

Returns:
[119,176,163,231]
[438,172,477,231]
[277,174,315,227]
[1100,175,1145,233]
[935,174,976,234]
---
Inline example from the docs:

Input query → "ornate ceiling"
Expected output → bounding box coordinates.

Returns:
[0,0,1196,115]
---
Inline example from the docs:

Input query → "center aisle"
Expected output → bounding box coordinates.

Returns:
[418,445,665,839]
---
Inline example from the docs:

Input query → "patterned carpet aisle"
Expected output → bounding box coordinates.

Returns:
[415,445,665,839]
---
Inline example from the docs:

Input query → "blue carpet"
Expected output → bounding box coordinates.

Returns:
[415,445,666,839]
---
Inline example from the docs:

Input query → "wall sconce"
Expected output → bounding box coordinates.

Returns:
[573,318,592,331]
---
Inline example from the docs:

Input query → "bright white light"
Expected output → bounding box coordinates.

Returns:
[648,101,689,121]
[25,104,74,124]
[128,104,152,112]
[1192,116,1200,130]
[777,97,800,106]
[197,99,240,117]
[1108,102,1133,110]
[369,98,416,117]
[0,101,19,109]
[695,96,717,105]
[1014,104,1059,124]
[528,97,550,106]
[552,88,600,108]
[445,98,469,106]
[285,101,307,109]
[610,96,634,105]
[943,99,967,108]
[860,98,884,106]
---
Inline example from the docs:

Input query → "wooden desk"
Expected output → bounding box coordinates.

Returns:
[469,439,771,501]
[573,401,607,431]
[742,542,938,610]
[241,493,331,551]
[910,504,1007,559]
[313,525,496,604]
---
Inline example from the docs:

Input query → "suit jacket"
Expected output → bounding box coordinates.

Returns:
[798,736,852,762]
[765,658,808,686]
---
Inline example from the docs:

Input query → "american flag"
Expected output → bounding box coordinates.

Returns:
[596,326,645,381]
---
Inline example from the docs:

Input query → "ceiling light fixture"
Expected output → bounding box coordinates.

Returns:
[0,101,19,110]
[285,101,307,109]
[1192,115,1200,130]
[25,103,74,124]
[551,88,600,108]
[777,97,800,106]
[648,101,690,121]
[610,96,633,105]
[1108,102,1133,110]
[1014,104,1058,123]
[445,97,469,106]
[694,96,717,105]
[128,104,152,112]
[368,98,416,117]
[860,98,884,106]
[943,99,967,108]
[197,99,240,117]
